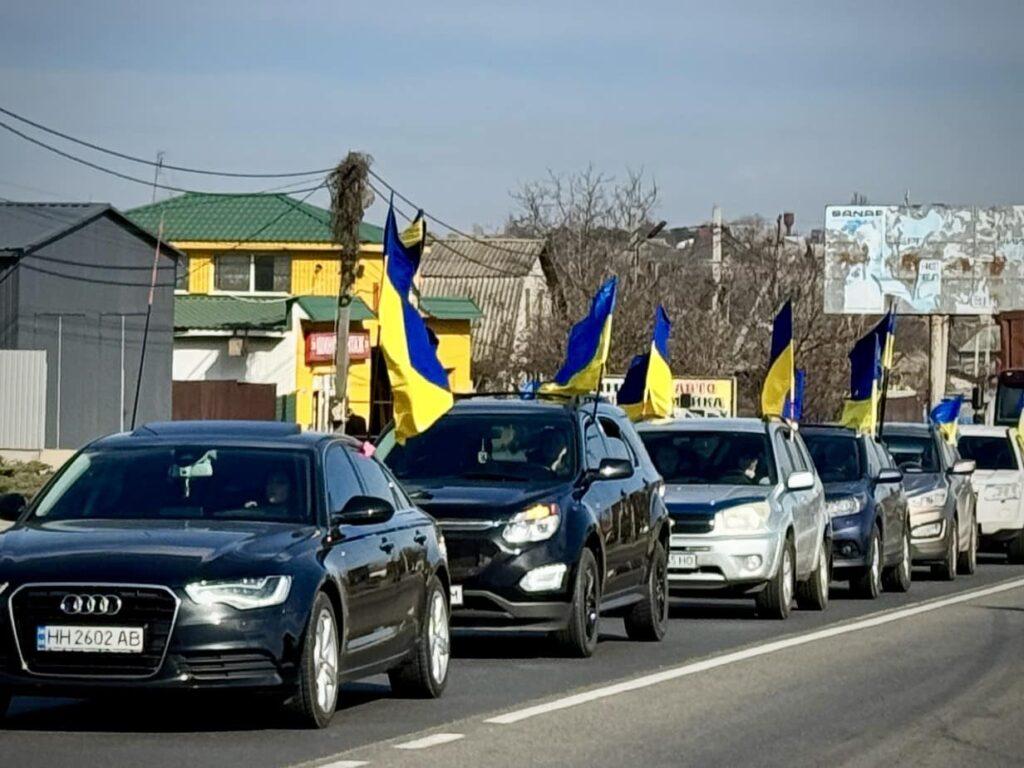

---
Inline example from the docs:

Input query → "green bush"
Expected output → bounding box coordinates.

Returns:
[0,458,54,499]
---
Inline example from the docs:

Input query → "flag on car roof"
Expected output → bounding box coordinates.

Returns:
[378,202,453,444]
[840,331,881,434]
[541,276,617,396]
[760,300,794,418]
[930,395,964,445]
[618,305,673,422]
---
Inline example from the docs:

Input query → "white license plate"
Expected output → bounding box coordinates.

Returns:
[36,625,144,654]
[449,585,464,607]
[669,553,698,570]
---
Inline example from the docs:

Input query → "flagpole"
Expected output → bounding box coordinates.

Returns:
[877,298,896,438]
[593,363,605,421]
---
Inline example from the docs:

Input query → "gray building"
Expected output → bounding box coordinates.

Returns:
[0,203,180,449]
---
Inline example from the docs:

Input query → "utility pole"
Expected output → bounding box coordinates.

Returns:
[928,314,950,407]
[711,204,722,313]
[131,151,165,429]
[328,153,373,434]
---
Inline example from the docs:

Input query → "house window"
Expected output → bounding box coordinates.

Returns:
[215,253,291,293]
[175,254,190,291]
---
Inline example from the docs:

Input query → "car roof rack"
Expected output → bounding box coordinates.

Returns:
[454,391,611,406]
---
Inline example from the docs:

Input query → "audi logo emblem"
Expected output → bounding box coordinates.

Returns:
[59,594,123,616]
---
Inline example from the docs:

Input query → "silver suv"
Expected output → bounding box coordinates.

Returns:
[636,418,830,619]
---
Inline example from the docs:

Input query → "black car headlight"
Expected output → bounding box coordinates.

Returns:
[185,576,292,610]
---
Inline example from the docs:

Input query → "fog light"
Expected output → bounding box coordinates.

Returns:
[840,543,856,557]
[744,555,762,571]
[913,521,943,539]
[519,563,568,593]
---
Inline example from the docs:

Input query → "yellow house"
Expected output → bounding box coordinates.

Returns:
[127,192,480,433]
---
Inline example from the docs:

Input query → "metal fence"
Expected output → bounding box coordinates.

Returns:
[0,350,47,450]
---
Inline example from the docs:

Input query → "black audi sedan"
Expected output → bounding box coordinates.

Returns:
[378,396,670,657]
[0,421,450,728]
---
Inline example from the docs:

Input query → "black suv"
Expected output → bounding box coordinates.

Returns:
[0,421,450,729]
[378,397,670,657]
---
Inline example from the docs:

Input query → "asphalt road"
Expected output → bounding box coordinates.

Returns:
[3,556,1023,768]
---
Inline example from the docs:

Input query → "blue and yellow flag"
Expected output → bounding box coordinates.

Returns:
[873,308,897,370]
[618,305,673,422]
[840,331,881,434]
[541,277,617,395]
[761,300,794,418]
[379,204,453,444]
[930,395,964,445]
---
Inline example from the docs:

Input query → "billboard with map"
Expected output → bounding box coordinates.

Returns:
[824,205,1024,315]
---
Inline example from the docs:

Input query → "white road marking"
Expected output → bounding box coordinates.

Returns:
[319,762,368,768]
[393,733,465,750]
[486,576,1024,725]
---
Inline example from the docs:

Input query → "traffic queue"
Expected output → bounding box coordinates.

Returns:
[1,203,1022,729]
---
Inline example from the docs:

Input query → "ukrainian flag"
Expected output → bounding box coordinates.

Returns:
[379,203,453,443]
[840,332,881,434]
[618,305,673,422]
[930,395,963,445]
[873,308,897,370]
[541,277,617,395]
[761,300,794,418]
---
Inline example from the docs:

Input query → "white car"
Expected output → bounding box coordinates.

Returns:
[958,425,1024,563]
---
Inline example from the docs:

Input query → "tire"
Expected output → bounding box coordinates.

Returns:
[851,527,882,599]
[1009,530,1024,564]
[555,548,601,657]
[624,541,669,641]
[882,524,912,593]
[957,516,978,576]
[287,592,340,729]
[388,577,450,698]
[756,536,794,620]
[931,520,958,581]
[796,538,830,611]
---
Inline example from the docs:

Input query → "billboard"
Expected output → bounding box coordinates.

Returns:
[824,205,1024,315]
[602,376,737,417]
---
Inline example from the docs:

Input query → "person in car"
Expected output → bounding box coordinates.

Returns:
[528,426,571,476]
[654,444,681,480]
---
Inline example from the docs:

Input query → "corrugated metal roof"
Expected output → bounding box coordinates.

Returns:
[175,295,289,331]
[419,296,482,320]
[295,295,375,322]
[127,192,383,245]
[421,238,545,278]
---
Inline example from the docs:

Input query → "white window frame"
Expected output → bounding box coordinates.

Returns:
[212,252,291,296]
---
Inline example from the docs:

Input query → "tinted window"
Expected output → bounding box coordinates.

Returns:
[995,383,1024,424]
[958,435,1019,471]
[380,414,577,484]
[352,452,399,503]
[33,447,311,524]
[583,418,606,469]
[325,445,360,512]
[640,430,776,486]
[599,417,632,463]
[884,435,940,472]
[803,434,862,483]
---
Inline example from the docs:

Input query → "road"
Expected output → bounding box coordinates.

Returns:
[3,556,1023,768]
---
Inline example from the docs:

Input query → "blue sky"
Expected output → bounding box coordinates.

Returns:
[0,0,1021,232]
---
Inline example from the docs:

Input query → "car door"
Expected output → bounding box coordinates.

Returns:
[580,414,629,596]
[774,428,814,575]
[942,439,974,545]
[599,414,645,590]
[322,443,397,662]
[869,439,902,562]
[792,433,827,567]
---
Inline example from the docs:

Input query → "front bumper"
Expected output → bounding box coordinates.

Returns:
[667,531,782,595]
[830,513,873,572]
[975,497,1024,537]
[908,506,948,562]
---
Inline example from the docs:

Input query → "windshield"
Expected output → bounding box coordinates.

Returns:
[379,414,577,484]
[803,434,862,483]
[958,435,1018,471]
[995,382,1024,426]
[31,446,312,524]
[639,430,776,486]
[883,435,940,473]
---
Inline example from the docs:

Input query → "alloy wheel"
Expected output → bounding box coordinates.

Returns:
[901,531,911,583]
[653,552,668,623]
[314,608,339,715]
[428,590,450,685]
[817,544,829,596]
[584,569,599,642]
[870,534,881,593]
[781,547,794,608]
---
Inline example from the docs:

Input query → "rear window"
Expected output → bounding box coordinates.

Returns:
[639,430,776,486]
[958,435,1018,471]
[883,435,940,473]
[802,434,862,483]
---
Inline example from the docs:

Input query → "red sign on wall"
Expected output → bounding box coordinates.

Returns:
[305,331,371,364]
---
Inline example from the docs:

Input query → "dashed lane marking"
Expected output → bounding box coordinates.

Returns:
[393,733,465,750]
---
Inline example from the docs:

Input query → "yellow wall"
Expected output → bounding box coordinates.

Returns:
[428,318,474,393]
[186,253,214,294]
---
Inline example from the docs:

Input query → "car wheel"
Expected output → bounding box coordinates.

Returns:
[388,576,450,698]
[555,548,601,657]
[624,541,669,641]
[882,524,912,593]
[931,520,958,581]
[851,527,882,599]
[1008,530,1024,564]
[756,536,794,620]
[957,516,977,575]
[287,592,340,729]
[796,537,830,611]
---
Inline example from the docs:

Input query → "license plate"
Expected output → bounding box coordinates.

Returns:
[36,626,144,654]
[449,585,464,607]
[669,552,698,570]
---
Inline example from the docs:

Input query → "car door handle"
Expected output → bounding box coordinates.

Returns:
[379,539,395,554]
[413,532,428,545]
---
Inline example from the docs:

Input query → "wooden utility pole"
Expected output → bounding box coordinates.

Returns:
[328,153,373,433]
[929,314,950,407]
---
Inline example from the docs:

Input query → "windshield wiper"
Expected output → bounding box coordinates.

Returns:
[408,489,434,501]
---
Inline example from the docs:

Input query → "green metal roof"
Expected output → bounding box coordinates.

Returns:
[127,192,384,245]
[175,295,289,331]
[420,296,483,320]
[294,295,375,323]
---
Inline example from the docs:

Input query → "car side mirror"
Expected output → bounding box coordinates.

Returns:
[786,470,815,491]
[331,495,395,529]
[0,492,26,522]
[949,459,976,476]
[876,468,903,484]
[595,458,633,481]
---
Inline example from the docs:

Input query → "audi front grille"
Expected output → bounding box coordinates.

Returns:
[8,584,180,678]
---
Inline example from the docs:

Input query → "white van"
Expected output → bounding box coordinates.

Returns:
[958,425,1024,563]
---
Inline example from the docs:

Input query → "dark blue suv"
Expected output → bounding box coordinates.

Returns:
[802,425,912,598]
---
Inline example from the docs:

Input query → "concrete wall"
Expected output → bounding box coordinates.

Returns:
[173,331,296,396]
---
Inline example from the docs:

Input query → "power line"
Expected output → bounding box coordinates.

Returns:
[0,105,333,179]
